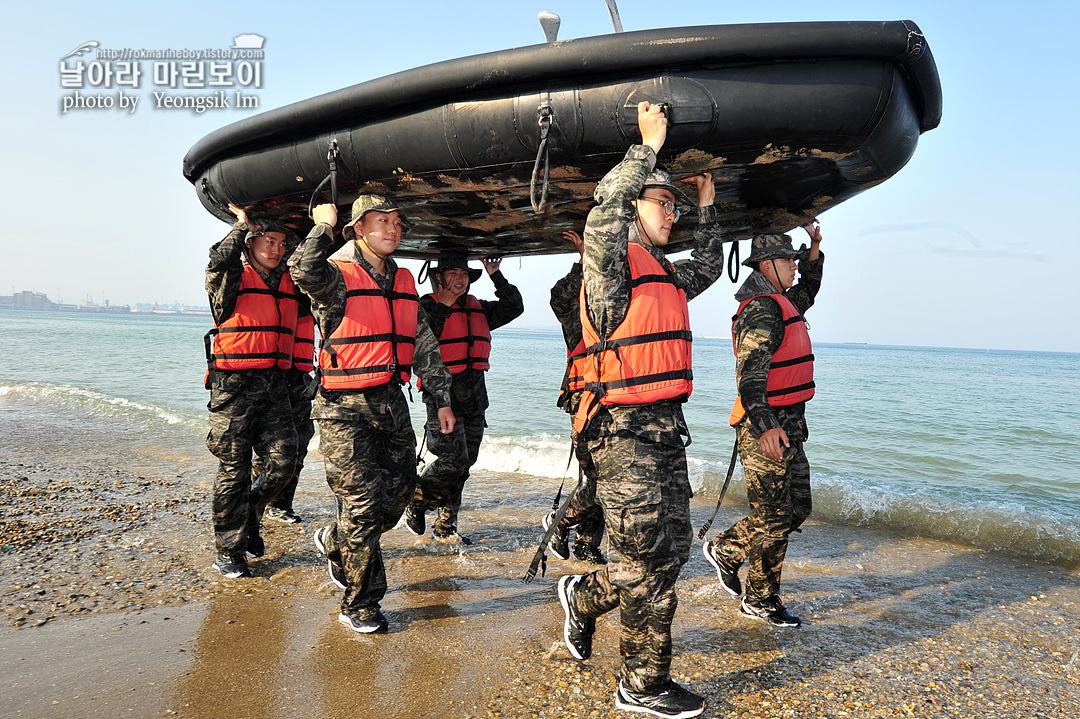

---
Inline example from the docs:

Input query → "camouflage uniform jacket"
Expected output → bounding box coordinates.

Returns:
[581,144,728,445]
[287,223,452,420]
[550,262,584,416]
[205,220,290,325]
[732,255,824,442]
[419,270,524,413]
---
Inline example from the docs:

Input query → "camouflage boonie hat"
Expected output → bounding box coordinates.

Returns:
[433,255,482,284]
[246,219,300,250]
[742,234,809,267]
[642,168,692,205]
[342,194,410,241]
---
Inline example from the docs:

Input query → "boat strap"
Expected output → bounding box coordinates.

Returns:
[307,140,340,219]
[524,436,583,582]
[697,434,739,539]
[530,105,553,213]
[727,240,741,283]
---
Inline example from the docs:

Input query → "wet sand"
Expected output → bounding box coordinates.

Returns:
[2,399,1078,718]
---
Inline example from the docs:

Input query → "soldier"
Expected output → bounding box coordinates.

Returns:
[403,254,523,542]
[204,204,300,578]
[554,102,727,719]
[289,196,455,634]
[256,242,317,526]
[702,223,824,628]
[542,229,606,565]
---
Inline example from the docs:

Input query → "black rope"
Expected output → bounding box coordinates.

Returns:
[307,140,340,219]
[529,106,553,213]
[727,239,741,283]
[697,435,740,539]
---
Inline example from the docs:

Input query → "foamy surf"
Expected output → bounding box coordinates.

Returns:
[0,381,204,436]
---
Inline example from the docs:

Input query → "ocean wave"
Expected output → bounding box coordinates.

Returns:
[0,381,204,436]
[805,474,1079,565]
[464,433,579,478]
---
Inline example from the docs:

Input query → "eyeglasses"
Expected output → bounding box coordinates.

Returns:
[637,196,680,222]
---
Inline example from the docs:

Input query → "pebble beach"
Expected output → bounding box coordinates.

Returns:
[2,399,1077,719]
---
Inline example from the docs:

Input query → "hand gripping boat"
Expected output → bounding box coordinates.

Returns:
[183,20,941,258]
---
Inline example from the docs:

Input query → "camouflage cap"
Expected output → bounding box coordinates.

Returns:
[342,194,410,241]
[433,255,482,284]
[742,234,809,267]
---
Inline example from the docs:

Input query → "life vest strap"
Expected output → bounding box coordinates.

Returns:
[630,273,677,287]
[769,353,814,369]
[767,380,816,398]
[585,329,693,355]
[438,335,491,346]
[322,363,413,377]
[586,368,693,392]
[345,288,420,303]
[325,333,417,346]
[214,324,295,336]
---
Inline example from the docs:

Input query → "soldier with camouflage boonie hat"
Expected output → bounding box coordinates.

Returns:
[341,194,410,242]
[741,233,810,266]
[703,219,824,629]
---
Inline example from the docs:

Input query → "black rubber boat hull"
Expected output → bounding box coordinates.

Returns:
[183,20,941,258]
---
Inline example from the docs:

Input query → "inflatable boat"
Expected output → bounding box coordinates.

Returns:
[183,20,941,258]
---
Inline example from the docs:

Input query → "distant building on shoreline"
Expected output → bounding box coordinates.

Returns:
[1,290,132,314]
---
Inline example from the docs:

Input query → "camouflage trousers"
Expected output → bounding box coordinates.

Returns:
[410,403,486,536]
[569,430,693,692]
[708,421,812,603]
[316,388,417,617]
[557,435,605,549]
[252,370,315,513]
[206,369,298,556]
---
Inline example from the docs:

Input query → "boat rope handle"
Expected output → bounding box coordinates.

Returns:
[307,139,340,219]
[530,105,553,213]
[727,239,741,283]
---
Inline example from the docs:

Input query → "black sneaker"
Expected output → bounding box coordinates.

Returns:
[573,543,607,565]
[702,541,742,597]
[542,511,571,560]
[313,526,347,590]
[212,553,251,579]
[246,533,265,559]
[266,507,302,524]
[404,504,425,536]
[615,680,706,719]
[557,574,595,660]
[739,596,802,627]
[338,610,389,634]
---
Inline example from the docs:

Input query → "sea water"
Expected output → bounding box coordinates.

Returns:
[2,311,1078,564]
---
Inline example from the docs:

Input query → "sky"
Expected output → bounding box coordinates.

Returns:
[2,0,1078,352]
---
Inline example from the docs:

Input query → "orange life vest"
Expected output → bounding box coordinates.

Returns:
[430,293,491,373]
[292,313,316,373]
[557,336,587,410]
[728,292,815,426]
[319,261,418,390]
[574,243,693,433]
[206,265,299,376]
